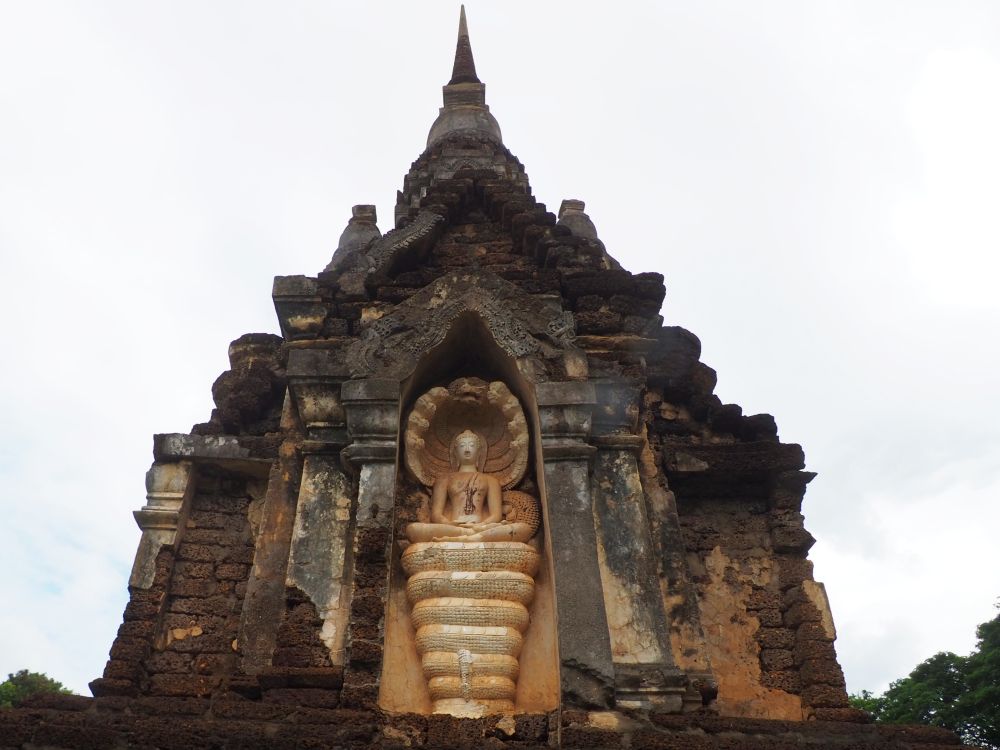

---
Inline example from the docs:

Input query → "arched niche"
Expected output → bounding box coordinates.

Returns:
[378,310,560,715]
[346,269,586,384]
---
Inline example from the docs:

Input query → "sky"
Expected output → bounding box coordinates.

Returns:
[1,1,998,698]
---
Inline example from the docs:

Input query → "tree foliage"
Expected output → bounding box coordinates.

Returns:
[0,670,72,708]
[848,688,886,716]
[962,613,1000,748]
[850,607,1000,749]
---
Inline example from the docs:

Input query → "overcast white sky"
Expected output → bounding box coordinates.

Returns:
[1,1,998,698]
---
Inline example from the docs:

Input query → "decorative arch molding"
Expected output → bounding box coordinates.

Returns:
[348,270,583,381]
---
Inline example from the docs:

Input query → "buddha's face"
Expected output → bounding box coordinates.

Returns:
[451,431,484,469]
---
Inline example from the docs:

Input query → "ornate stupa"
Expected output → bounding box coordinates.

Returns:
[0,7,972,749]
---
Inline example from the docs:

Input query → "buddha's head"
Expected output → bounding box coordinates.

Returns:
[449,430,487,472]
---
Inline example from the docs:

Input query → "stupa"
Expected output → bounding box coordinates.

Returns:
[0,8,971,749]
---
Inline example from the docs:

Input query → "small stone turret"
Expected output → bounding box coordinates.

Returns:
[324,204,381,274]
[557,199,598,240]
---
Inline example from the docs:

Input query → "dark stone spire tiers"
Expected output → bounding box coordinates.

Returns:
[427,5,502,147]
[449,5,480,84]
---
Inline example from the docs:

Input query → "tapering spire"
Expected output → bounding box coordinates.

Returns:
[426,5,502,148]
[449,5,480,84]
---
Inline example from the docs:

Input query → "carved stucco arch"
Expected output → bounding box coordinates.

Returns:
[347,270,586,383]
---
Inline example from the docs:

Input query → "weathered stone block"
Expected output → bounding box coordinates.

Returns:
[129,588,166,606]
[224,544,255,565]
[810,707,870,722]
[799,683,849,708]
[576,310,623,334]
[794,621,834,645]
[348,620,380,643]
[634,272,667,302]
[210,700,291,721]
[512,712,548,741]
[102,659,142,680]
[177,543,224,563]
[169,579,217,598]
[759,649,794,671]
[165,633,233,654]
[216,562,249,580]
[755,608,783,628]
[148,674,220,698]
[631,729,713,749]
[772,526,816,554]
[759,670,801,693]
[262,688,341,707]
[776,556,814,590]
[89,677,138,698]
[350,593,384,622]
[756,627,796,650]
[187,512,234,530]
[273,645,327,668]
[746,590,782,611]
[561,269,634,299]
[355,527,390,560]
[560,723,623,748]
[162,613,226,634]
[784,601,823,628]
[799,658,846,687]
[174,562,214,580]
[33,723,119,750]
[192,654,232,675]
[123,600,160,621]
[426,715,486,748]
[349,638,383,665]
[108,638,148,662]
[146,652,193,674]
[117,620,157,639]
[338,681,378,710]
[169,596,233,616]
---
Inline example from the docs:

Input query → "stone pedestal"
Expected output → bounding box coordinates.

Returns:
[401,541,540,716]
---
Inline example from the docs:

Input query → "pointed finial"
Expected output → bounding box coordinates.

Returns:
[458,4,469,37]
[450,5,480,84]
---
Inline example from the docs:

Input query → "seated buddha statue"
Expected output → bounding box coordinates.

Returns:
[405,430,534,544]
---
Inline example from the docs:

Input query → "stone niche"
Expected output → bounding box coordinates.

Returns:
[378,312,559,715]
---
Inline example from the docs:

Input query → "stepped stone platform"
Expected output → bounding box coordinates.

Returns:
[0,693,967,750]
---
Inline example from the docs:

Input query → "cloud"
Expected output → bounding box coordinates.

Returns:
[895,47,1000,309]
[813,441,1000,691]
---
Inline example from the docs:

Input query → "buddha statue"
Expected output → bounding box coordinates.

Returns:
[400,378,541,716]
[405,430,535,544]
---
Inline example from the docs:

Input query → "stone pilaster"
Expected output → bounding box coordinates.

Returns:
[130,461,196,589]
[591,380,688,711]
[237,397,304,675]
[340,378,400,707]
[535,380,614,710]
[282,348,355,668]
